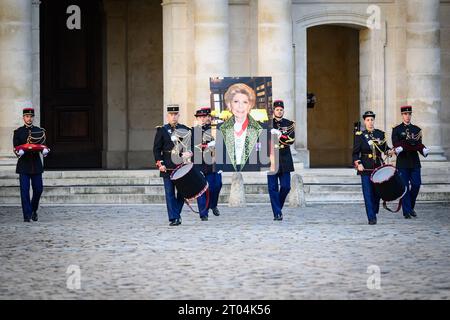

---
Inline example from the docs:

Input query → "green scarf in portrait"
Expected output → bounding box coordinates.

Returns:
[219,115,263,171]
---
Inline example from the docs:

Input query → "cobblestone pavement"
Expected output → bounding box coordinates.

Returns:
[0,203,449,300]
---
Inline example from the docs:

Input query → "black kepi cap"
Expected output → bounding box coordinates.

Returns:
[166,104,180,113]
[400,105,412,113]
[23,108,35,116]
[194,107,211,117]
[362,110,376,119]
[273,100,284,109]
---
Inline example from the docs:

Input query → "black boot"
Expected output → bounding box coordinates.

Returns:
[273,214,283,221]
[169,218,182,226]
[212,208,220,216]
[31,211,38,222]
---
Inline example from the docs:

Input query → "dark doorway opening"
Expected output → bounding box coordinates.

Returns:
[40,0,103,168]
[307,25,360,168]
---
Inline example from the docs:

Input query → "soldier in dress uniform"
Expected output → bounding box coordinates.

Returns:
[13,108,50,222]
[267,100,295,221]
[352,111,393,225]
[153,104,192,226]
[192,107,223,221]
[392,105,429,219]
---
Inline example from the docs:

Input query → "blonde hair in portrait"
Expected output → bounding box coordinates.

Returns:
[224,83,256,111]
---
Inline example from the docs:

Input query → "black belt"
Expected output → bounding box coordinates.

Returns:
[361,153,378,159]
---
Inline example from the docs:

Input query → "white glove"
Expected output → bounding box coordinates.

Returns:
[423,147,429,157]
[217,170,223,174]
[17,149,25,158]
[271,128,282,137]
[207,141,216,148]
[367,140,374,146]
[395,146,403,155]
[171,135,177,142]
[42,148,50,157]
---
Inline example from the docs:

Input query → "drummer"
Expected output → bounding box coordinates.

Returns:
[352,111,394,225]
[13,107,50,222]
[153,104,192,226]
[192,107,223,221]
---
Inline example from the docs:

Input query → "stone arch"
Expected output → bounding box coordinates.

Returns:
[295,10,371,30]
[292,9,387,168]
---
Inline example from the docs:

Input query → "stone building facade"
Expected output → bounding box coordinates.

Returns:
[0,0,449,169]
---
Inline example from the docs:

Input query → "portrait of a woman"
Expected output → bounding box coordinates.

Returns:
[217,83,269,172]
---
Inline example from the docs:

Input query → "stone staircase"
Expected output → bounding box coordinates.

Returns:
[0,162,449,205]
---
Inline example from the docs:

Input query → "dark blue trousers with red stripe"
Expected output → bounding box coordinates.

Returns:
[19,173,43,220]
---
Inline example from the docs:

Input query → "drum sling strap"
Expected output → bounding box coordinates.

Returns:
[382,198,403,213]
[183,188,210,214]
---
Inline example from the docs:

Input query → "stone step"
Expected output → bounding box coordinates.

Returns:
[1,166,449,205]
[0,172,448,187]
[1,163,449,179]
[305,184,450,193]
[302,175,450,184]
[0,170,161,179]
[1,188,449,205]
[304,191,450,202]
[0,194,231,205]
[1,182,449,197]
[0,184,268,196]
[0,177,159,187]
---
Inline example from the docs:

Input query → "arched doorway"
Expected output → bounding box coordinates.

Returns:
[293,12,387,168]
[307,25,360,167]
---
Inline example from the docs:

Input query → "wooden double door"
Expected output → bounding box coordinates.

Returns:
[41,0,103,168]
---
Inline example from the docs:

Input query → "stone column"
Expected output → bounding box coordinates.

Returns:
[0,0,33,164]
[257,0,294,120]
[360,23,387,131]
[31,0,40,124]
[193,0,229,107]
[406,0,446,160]
[104,0,128,169]
[162,0,190,119]
[293,26,309,167]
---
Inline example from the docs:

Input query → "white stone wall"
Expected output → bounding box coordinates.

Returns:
[0,0,33,160]
[104,0,128,168]
[441,0,450,158]
[163,0,195,125]
[229,0,252,76]
[105,0,163,169]
[31,0,40,125]
[127,0,164,168]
